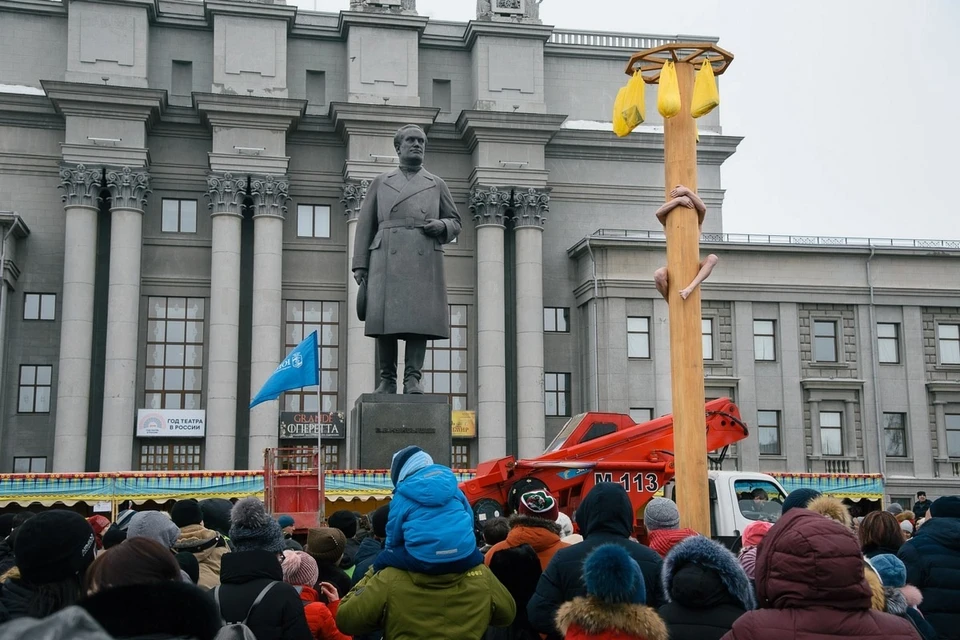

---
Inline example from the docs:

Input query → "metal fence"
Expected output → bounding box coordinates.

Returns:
[591,229,960,250]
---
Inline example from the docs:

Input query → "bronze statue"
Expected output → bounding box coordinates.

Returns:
[352,125,462,394]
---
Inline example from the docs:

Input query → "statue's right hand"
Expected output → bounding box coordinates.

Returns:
[354,268,368,285]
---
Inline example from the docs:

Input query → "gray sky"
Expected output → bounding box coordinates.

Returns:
[299,1,959,240]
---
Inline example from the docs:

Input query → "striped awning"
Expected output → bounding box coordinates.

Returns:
[769,472,884,501]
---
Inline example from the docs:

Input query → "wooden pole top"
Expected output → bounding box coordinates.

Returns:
[625,42,734,83]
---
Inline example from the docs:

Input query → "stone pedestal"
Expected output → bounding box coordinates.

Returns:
[353,394,451,470]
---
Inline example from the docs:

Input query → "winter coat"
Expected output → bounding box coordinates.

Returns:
[719,508,921,640]
[658,536,754,640]
[339,537,361,571]
[81,581,222,640]
[884,585,937,640]
[484,516,569,571]
[295,584,351,640]
[351,536,383,587]
[217,549,313,640]
[863,544,902,560]
[555,597,668,640]
[737,546,758,581]
[487,543,543,640]
[0,541,13,576]
[385,464,477,565]
[0,606,112,640]
[527,483,663,640]
[174,523,230,588]
[912,500,933,520]
[898,516,960,639]
[352,166,461,339]
[646,528,699,558]
[336,564,516,640]
[316,560,354,601]
[0,576,31,623]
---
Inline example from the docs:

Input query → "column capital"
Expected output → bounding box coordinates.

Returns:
[511,187,549,228]
[250,175,290,219]
[469,186,512,227]
[206,172,249,217]
[341,180,370,222]
[105,166,150,211]
[59,163,102,209]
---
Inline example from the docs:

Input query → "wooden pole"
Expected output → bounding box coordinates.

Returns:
[663,60,710,535]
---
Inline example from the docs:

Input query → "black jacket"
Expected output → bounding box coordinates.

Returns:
[0,578,32,623]
[899,517,960,640]
[315,559,353,601]
[0,541,14,576]
[351,536,384,587]
[339,537,361,570]
[217,549,313,640]
[486,544,542,640]
[82,581,222,640]
[913,499,933,520]
[526,483,663,640]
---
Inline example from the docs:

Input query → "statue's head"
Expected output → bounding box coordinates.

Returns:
[394,125,427,167]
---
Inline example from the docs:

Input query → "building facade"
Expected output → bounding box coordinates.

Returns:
[0,0,958,500]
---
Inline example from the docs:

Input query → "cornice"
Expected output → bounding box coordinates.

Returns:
[204,0,297,29]
[68,0,159,20]
[800,378,865,392]
[41,81,167,128]
[0,213,31,240]
[155,0,208,29]
[547,129,742,165]
[0,0,67,15]
[464,20,554,48]
[193,93,306,132]
[926,381,960,394]
[0,94,62,129]
[337,10,428,37]
[456,110,567,151]
[328,102,439,142]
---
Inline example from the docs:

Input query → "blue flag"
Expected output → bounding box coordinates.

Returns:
[249,331,319,409]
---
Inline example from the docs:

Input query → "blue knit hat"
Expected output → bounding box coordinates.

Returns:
[869,553,907,588]
[781,488,822,514]
[390,446,433,487]
[278,515,295,529]
[584,543,646,604]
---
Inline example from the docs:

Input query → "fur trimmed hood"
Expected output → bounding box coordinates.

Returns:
[556,597,669,640]
[510,514,562,536]
[807,495,853,529]
[662,535,756,611]
[899,584,922,608]
[884,586,908,616]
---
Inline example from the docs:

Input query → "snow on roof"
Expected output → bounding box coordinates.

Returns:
[561,120,719,135]
[0,84,46,96]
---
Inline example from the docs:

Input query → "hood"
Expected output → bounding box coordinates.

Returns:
[219,549,283,584]
[174,523,221,555]
[755,508,872,611]
[913,516,960,550]
[353,535,383,568]
[0,606,112,640]
[662,535,756,611]
[899,584,922,608]
[577,483,634,538]
[556,597,669,640]
[0,578,33,620]
[505,517,563,553]
[296,584,320,603]
[81,581,222,640]
[406,567,481,590]
[806,495,853,529]
[883,586,908,616]
[395,464,460,507]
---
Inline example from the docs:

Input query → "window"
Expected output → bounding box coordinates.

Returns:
[306,70,326,106]
[938,324,960,365]
[423,305,468,411]
[451,444,470,469]
[702,318,714,360]
[813,320,838,362]
[23,293,55,320]
[432,79,452,113]
[629,407,653,423]
[627,317,650,358]
[543,307,570,333]
[819,411,843,456]
[754,320,776,361]
[145,298,204,410]
[283,301,340,412]
[734,479,784,523]
[323,444,340,470]
[757,410,781,455]
[947,414,960,458]
[171,60,193,98]
[12,456,46,473]
[544,372,571,417]
[297,204,331,239]
[161,199,197,233]
[139,443,202,471]
[877,323,900,364]
[883,412,907,457]
[18,365,52,413]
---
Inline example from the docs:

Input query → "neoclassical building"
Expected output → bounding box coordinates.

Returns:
[1,0,959,502]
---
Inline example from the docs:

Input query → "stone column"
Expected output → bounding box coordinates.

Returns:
[809,400,821,459]
[843,398,858,458]
[248,176,289,468]
[513,188,549,459]
[341,180,374,468]
[204,174,247,469]
[469,187,510,461]
[53,164,102,472]
[98,167,150,472]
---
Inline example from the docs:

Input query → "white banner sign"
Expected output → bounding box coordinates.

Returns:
[137,409,206,438]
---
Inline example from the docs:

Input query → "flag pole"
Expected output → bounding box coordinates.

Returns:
[317,350,326,524]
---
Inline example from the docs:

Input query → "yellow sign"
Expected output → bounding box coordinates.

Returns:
[452,411,476,438]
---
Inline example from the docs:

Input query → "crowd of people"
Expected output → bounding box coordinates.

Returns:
[0,450,957,640]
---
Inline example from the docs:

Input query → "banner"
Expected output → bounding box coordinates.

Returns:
[137,409,205,438]
[279,411,345,440]
[452,410,476,438]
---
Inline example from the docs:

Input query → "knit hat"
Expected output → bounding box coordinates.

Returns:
[306,527,346,564]
[869,553,907,588]
[390,446,433,487]
[886,503,904,515]
[370,504,390,539]
[87,515,111,549]
[518,490,560,522]
[175,551,200,585]
[102,524,126,550]
[127,511,181,549]
[328,510,358,539]
[930,495,960,518]
[741,521,773,548]
[584,544,646,604]
[229,498,284,553]
[781,488,822,514]
[14,510,96,585]
[277,515,295,529]
[643,497,680,531]
[171,499,204,528]
[115,509,137,531]
[199,499,233,538]
[900,520,914,535]
[282,550,320,587]
[556,511,574,538]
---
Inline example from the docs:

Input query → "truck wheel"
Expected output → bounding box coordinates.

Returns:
[507,477,550,514]
[473,498,506,532]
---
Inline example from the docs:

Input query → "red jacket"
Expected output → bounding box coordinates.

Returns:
[296,585,352,640]
[647,528,699,558]
[720,509,921,640]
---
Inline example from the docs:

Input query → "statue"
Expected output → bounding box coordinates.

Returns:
[352,125,462,394]
[653,185,718,300]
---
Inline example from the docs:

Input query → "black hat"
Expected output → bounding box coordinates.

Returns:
[328,510,358,539]
[102,523,127,549]
[930,495,960,519]
[14,510,96,585]
[171,499,204,528]
[371,504,390,539]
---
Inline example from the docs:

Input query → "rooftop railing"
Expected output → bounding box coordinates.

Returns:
[548,30,719,49]
[591,229,960,250]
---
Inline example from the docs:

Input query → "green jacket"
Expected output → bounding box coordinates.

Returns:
[336,564,516,640]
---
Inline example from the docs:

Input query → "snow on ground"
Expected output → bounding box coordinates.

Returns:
[0,84,46,96]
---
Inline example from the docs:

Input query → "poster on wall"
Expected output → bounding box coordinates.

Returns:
[452,410,476,439]
[136,409,206,438]
[279,412,346,440]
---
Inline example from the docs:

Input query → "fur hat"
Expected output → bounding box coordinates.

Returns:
[930,495,960,518]
[390,446,434,487]
[282,550,319,587]
[229,498,284,553]
[14,510,97,585]
[126,511,181,549]
[643,498,680,531]
[662,535,756,611]
[370,504,390,539]
[277,515,295,529]
[781,488,822,514]
[807,495,853,529]
[518,490,559,522]
[741,521,772,548]
[328,510,358,539]
[306,527,346,564]
[171,499,204,528]
[869,553,907,588]
[584,543,646,604]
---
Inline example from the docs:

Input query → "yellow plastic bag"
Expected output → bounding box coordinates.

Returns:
[657,60,681,118]
[621,71,646,130]
[612,86,631,137]
[691,59,720,118]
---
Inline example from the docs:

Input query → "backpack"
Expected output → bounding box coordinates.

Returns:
[213,582,277,640]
